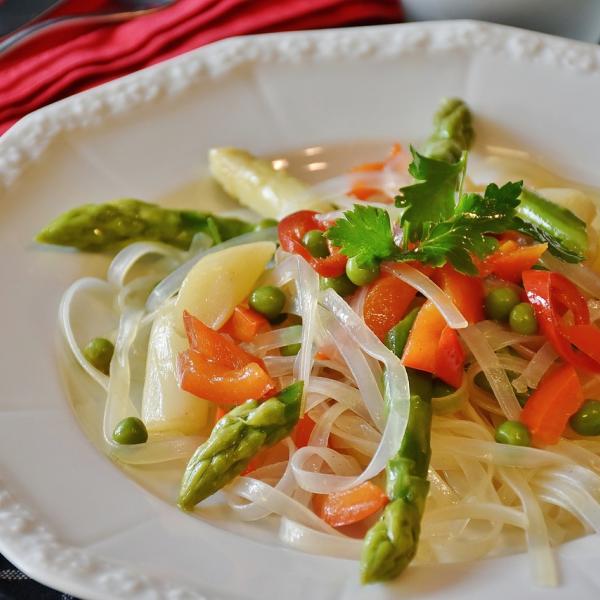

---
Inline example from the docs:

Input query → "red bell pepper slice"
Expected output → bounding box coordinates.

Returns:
[177,351,276,406]
[278,210,347,277]
[481,243,548,283]
[219,305,270,343]
[292,413,316,448]
[434,326,465,388]
[183,310,264,369]
[312,481,388,528]
[522,270,600,373]
[434,265,484,324]
[178,311,276,404]
[363,274,417,340]
[402,301,447,374]
[520,363,584,446]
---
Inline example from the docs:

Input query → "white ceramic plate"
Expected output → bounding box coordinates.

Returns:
[1,20,600,600]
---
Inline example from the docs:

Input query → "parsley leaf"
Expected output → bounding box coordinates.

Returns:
[395,147,466,241]
[327,181,524,276]
[398,182,523,275]
[325,204,395,267]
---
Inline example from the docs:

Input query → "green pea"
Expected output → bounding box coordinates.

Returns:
[83,337,114,375]
[112,417,148,445]
[432,379,456,398]
[406,368,433,403]
[280,343,301,356]
[345,257,379,287]
[302,229,330,258]
[385,307,420,358]
[569,400,600,436]
[255,218,278,231]
[319,275,357,297]
[495,420,531,447]
[249,285,286,320]
[509,302,538,335]
[485,286,521,321]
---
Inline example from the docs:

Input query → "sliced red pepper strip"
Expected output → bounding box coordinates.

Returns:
[520,363,584,446]
[177,351,275,406]
[312,481,388,527]
[481,243,547,283]
[183,310,265,369]
[561,325,600,365]
[434,265,484,324]
[278,210,347,277]
[219,305,270,343]
[292,413,316,448]
[178,311,276,404]
[402,301,447,375]
[522,270,600,373]
[434,327,465,388]
[363,274,417,341]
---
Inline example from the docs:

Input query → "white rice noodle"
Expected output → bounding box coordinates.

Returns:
[460,325,522,420]
[324,319,385,430]
[424,502,527,532]
[309,402,352,448]
[289,294,410,494]
[349,284,368,319]
[541,252,600,298]
[533,472,600,533]
[116,274,160,312]
[245,325,303,354]
[306,377,371,421]
[291,445,368,493]
[501,468,557,586]
[59,277,114,391]
[512,343,558,394]
[319,289,410,431]
[382,262,468,329]
[431,435,571,470]
[475,320,543,352]
[225,476,341,535]
[224,439,299,521]
[262,356,352,380]
[279,517,362,559]
[330,419,380,456]
[260,252,320,403]
[109,435,202,465]
[145,227,277,312]
[107,241,184,288]
[291,255,320,396]
[554,440,600,474]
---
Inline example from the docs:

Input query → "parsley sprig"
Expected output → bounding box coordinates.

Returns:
[326,148,524,275]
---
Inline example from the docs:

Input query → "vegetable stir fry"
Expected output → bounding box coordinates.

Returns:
[43,98,600,587]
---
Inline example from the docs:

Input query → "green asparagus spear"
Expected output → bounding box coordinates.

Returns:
[36,198,254,252]
[422,98,587,263]
[360,394,432,583]
[515,188,587,263]
[422,98,474,163]
[178,381,303,510]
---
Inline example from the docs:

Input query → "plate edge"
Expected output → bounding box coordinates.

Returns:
[1,20,599,191]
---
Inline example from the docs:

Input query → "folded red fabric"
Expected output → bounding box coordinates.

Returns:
[0,0,403,134]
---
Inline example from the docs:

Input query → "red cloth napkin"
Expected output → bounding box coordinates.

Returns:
[0,0,403,134]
